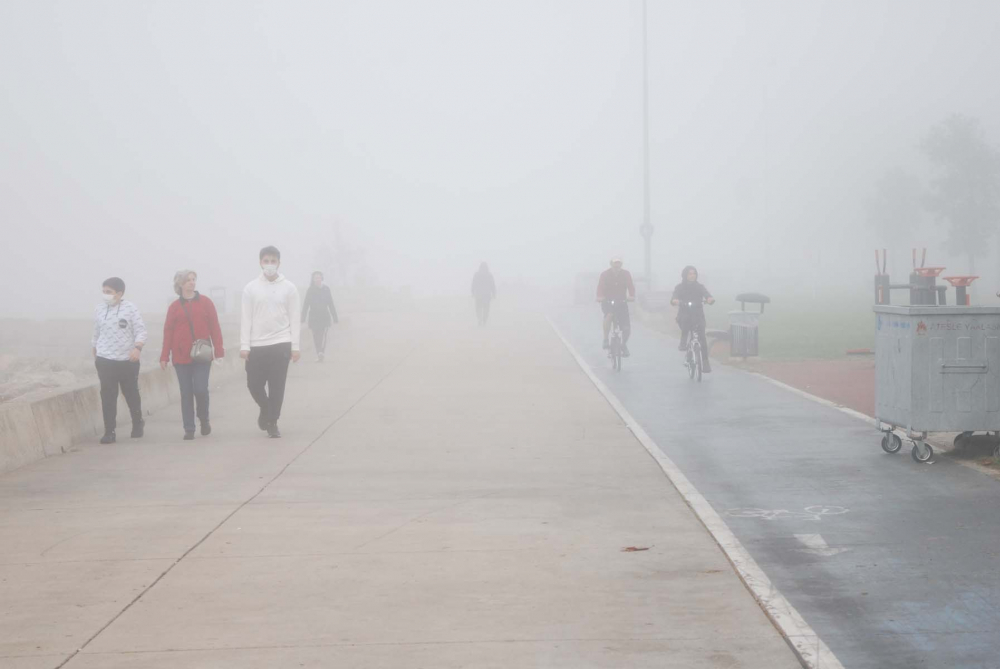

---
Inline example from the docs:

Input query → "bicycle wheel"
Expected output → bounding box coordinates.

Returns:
[696,354,702,382]
[687,353,695,379]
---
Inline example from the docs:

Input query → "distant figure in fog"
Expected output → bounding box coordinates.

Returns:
[597,257,635,356]
[160,270,225,440]
[240,246,300,439]
[671,265,715,373]
[92,277,147,444]
[471,262,496,325]
[301,271,339,362]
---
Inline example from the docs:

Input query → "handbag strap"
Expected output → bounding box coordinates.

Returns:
[179,299,198,341]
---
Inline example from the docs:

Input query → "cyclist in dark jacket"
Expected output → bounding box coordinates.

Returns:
[671,265,715,372]
[301,271,339,361]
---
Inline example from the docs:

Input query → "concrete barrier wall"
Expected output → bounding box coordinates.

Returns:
[0,329,244,475]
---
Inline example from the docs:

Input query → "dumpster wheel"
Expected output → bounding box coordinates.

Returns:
[881,433,902,454]
[911,441,934,463]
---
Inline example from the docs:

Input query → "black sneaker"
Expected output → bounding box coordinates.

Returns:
[267,423,281,439]
[258,409,268,431]
[201,421,211,436]
[621,344,630,357]
[130,420,145,438]
[602,339,610,350]
[183,431,195,441]
[100,431,116,445]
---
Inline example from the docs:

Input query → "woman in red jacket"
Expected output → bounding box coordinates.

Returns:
[160,270,225,440]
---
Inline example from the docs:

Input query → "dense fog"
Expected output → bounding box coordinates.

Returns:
[3,0,1000,318]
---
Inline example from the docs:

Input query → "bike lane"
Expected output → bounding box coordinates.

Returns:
[551,306,1000,669]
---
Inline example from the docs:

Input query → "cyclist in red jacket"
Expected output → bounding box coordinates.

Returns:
[596,257,636,356]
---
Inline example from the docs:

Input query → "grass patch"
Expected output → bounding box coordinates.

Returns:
[703,292,874,361]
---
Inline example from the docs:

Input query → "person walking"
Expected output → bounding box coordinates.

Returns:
[471,262,497,326]
[160,270,225,440]
[301,271,339,362]
[92,277,147,444]
[240,246,301,438]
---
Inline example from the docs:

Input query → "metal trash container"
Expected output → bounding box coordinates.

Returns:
[730,311,760,357]
[729,293,770,359]
[874,304,1000,462]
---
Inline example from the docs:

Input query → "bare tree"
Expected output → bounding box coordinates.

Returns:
[921,115,1000,274]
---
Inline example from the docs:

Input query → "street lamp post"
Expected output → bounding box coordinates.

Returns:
[640,0,654,290]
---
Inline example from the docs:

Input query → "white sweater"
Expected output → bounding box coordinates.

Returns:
[240,274,301,351]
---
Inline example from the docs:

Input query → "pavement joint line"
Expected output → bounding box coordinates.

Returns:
[69,634,777,656]
[351,491,503,551]
[52,347,415,669]
[546,317,845,669]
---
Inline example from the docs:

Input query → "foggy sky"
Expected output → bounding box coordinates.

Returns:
[3,0,1000,318]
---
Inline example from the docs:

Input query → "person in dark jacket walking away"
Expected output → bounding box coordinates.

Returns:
[301,271,339,362]
[671,265,716,372]
[160,270,225,440]
[471,262,496,325]
[92,277,147,444]
[240,246,301,438]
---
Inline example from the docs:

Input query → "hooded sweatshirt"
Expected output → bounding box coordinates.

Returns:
[92,299,147,361]
[240,273,301,351]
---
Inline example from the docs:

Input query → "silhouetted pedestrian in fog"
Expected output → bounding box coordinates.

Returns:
[472,262,496,326]
[301,271,338,362]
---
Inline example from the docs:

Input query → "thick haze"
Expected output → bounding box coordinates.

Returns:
[3,0,1000,318]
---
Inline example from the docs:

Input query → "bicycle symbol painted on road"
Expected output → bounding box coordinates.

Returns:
[725,506,849,521]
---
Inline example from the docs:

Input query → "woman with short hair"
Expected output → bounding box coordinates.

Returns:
[160,270,225,440]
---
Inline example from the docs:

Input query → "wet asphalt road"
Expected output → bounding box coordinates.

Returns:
[552,307,1000,669]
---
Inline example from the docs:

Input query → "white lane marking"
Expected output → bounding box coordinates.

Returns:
[728,506,849,522]
[547,318,846,669]
[795,534,850,557]
[748,372,874,421]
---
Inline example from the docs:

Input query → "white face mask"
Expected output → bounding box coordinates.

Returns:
[262,264,278,278]
[102,293,116,304]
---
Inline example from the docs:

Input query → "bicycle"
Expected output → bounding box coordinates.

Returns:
[607,300,624,372]
[684,319,703,382]
[677,298,710,382]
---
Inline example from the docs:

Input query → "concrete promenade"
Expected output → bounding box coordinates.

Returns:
[0,303,799,668]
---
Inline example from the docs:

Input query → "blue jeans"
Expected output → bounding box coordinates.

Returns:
[174,362,211,432]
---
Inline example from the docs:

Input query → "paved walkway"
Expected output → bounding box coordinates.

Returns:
[1,303,799,668]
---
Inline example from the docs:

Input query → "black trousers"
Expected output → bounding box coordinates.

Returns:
[475,298,491,325]
[311,327,329,355]
[95,357,142,432]
[601,300,631,342]
[679,321,710,367]
[246,342,292,425]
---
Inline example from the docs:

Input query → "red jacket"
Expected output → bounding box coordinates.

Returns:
[160,293,225,365]
[596,268,636,302]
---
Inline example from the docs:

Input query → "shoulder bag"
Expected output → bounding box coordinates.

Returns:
[180,300,214,363]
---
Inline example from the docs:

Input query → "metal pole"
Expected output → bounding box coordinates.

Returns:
[640,0,654,289]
